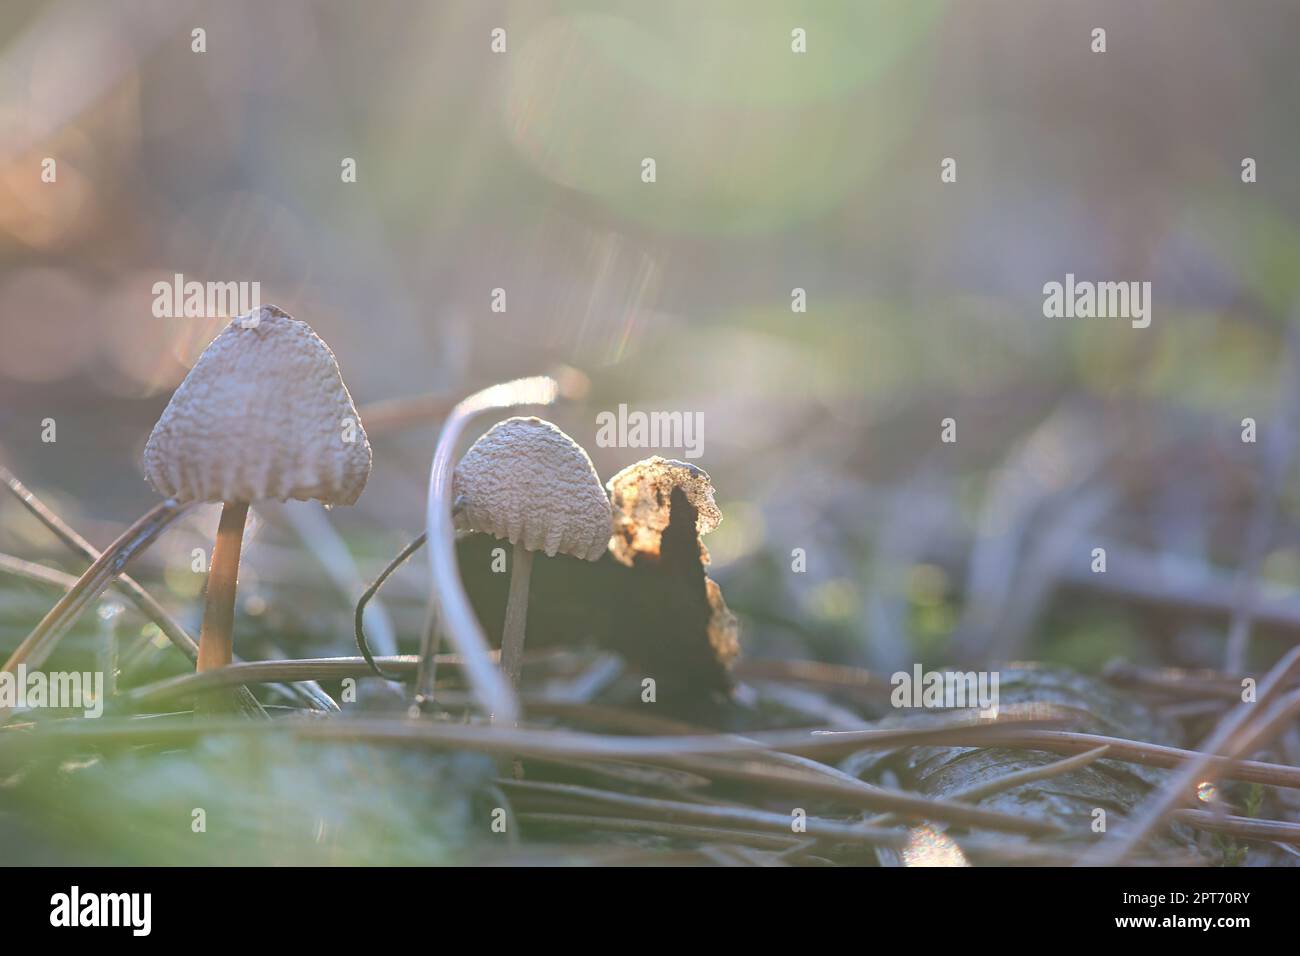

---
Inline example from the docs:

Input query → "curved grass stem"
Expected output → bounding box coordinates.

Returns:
[423,375,558,723]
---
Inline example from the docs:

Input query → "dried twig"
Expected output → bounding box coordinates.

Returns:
[1089,645,1300,864]
[505,781,1173,866]
[1,467,199,662]
[865,745,1111,827]
[0,553,81,591]
[518,813,800,852]
[655,752,1063,836]
[733,658,890,697]
[935,727,1300,790]
[0,476,322,713]
[505,778,981,846]
[120,654,479,705]
[0,500,191,723]
[1103,661,1282,700]
[1172,808,1300,846]
[0,711,1055,759]
[356,533,426,679]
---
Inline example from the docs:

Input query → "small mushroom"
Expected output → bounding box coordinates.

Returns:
[453,416,610,687]
[144,305,371,674]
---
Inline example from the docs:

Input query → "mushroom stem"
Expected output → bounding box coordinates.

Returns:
[197,502,249,673]
[499,545,534,689]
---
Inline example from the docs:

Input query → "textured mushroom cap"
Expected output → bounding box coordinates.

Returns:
[453,417,611,560]
[143,306,372,505]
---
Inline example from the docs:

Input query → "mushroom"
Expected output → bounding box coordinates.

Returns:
[452,416,610,687]
[144,305,371,675]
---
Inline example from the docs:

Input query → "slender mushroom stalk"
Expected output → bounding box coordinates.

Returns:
[499,545,534,687]
[144,306,372,693]
[453,417,611,693]
[196,501,249,672]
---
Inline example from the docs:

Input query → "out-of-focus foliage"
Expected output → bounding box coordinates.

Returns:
[3,731,489,865]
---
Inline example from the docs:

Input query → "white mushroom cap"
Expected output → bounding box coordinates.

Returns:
[453,417,611,561]
[143,306,372,505]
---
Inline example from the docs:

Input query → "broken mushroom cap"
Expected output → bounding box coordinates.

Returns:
[605,455,739,675]
[143,306,372,505]
[606,456,721,565]
[453,416,611,561]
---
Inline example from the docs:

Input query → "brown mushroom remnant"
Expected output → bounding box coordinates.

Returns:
[606,456,739,675]
[144,305,371,675]
[453,417,610,688]
[607,456,721,563]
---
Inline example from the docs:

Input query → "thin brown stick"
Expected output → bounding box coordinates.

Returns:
[951,744,1112,802]
[0,553,81,590]
[1,467,199,661]
[121,654,477,705]
[1172,808,1300,846]
[0,712,1045,762]
[1224,688,1300,772]
[0,500,189,724]
[0,470,323,709]
[1090,644,1300,864]
[1104,661,1287,701]
[1156,700,1235,722]
[504,779,948,847]
[656,753,1062,836]
[865,745,1111,827]
[517,811,1193,866]
[0,547,307,714]
[517,813,800,851]
[733,658,890,696]
[934,728,1300,790]
[504,782,1180,866]
[0,472,304,710]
